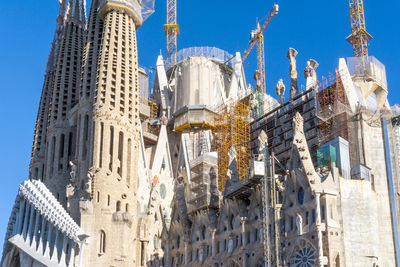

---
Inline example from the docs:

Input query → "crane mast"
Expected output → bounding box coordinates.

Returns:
[164,0,180,65]
[243,4,278,93]
[346,0,372,58]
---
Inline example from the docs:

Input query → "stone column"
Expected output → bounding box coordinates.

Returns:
[44,223,53,258]
[15,198,25,235]
[51,228,60,262]
[31,211,40,249]
[241,217,248,267]
[60,234,67,265]
[315,193,324,267]
[38,216,47,254]
[211,229,217,257]
[287,48,299,100]
[184,241,189,266]
[68,240,76,267]
[25,204,35,243]
[21,203,30,240]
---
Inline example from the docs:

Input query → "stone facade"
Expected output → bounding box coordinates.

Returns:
[2,1,400,266]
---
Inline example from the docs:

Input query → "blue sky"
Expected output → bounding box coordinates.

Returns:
[0,0,399,252]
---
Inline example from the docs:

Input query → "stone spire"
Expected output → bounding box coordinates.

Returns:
[64,0,87,26]
[29,0,67,181]
[43,0,87,205]
[70,0,148,265]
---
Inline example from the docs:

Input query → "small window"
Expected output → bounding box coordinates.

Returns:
[125,203,129,212]
[321,205,326,221]
[100,230,106,254]
[107,195,110,206]
[116,201,121,212]
[298,187,304,205]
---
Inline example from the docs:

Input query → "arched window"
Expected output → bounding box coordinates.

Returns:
[116,201,121,212]
[298,187,304,205]
[100,230,106,254]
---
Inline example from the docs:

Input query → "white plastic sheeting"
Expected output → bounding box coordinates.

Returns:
[141,0,155,22]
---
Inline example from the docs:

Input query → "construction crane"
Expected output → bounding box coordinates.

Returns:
[345,0,372,58]
[163,0,180,66]
[243,4,279,93]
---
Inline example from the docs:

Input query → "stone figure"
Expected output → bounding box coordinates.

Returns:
[257,130,268,160]
[304,59,319,91]
[66,183,75,198]
[228,237,234,253]
[275,79,286,104]
[293,112,304,135]
[199,246,204,262]
[296,213,303,235]
[287,48,299,100]
[254,70,263,92]
[85,168,96,199]
[160,111,168,126]
[69,160,77,183]
[227,146,239,183]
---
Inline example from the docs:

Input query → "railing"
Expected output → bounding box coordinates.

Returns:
[166,46,233,69]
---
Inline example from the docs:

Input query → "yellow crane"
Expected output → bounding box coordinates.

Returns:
[243,4,279,93]
[164,0,180,65]
[346,0,372,57]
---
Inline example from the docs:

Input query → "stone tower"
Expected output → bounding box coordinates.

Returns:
[44,0,87,207]
[29,0,66,183]
[68,0,144,265]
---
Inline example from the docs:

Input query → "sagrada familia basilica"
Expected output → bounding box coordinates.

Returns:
[1,0,400,266]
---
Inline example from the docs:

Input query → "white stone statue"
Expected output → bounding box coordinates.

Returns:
[199,246,204,262]
[69,161,77,183]
[160,111,168,126]
[228,237,234,253]
[296,213,303,235]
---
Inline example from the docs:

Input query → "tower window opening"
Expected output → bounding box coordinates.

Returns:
[83,115,89,158]
[59,134,65,170]
[50,136,56,175]
[116,201,121,212]
[99,122,104,168]
[99,230,106,254]
[118,131,123,177]
[127,138,132,185]
[109,126,114,171]
[107,195,110,206]
[68,131,74,160]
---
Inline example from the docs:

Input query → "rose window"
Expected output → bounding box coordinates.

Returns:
[294,247,316,267]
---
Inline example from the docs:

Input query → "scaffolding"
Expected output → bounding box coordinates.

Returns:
[214,98,251,191]
[317,69,352,145]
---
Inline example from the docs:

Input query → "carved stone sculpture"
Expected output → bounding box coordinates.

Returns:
[296,213,303,235]
[304,59,319,90]
[160,111,168,126]
[254,70,262,92]
[275,78,286,104]
[287,48,299,100]
[69,160,78,183]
